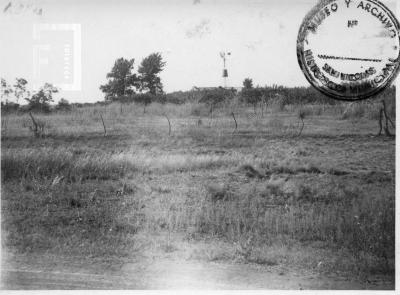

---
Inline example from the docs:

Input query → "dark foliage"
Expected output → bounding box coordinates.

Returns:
[100,58,139,101]
[1,101,19,114]
[199,87,236,107]
[55,98,72,112]
[242,78,253,90]
[25,83,58,113]
[137,52,166,95]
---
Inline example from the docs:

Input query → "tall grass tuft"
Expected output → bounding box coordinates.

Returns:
[1,149,134,182]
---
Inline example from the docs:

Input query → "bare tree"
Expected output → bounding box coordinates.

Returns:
[231,112,238,133]
[28,112,46,137]
[100,114,107,137]
[377,100,395,136]
[297,108,306,137]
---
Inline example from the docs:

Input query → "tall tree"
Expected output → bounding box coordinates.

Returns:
[138,52,166,95]
[100,58,138,101]
[243,78,253,90]
[13,78,29,103]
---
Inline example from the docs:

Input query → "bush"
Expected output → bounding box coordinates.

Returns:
[199,88,236,111]
[113,93,166,112]
[55,98,72,112]
[24,83,58,113]
[240,88,263,107]
[165,91,188,104]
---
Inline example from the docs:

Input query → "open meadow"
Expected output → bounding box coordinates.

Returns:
[1,99,395,289]
[1,0,398,289]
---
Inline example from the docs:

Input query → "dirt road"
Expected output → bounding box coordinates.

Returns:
[1,255,394,290]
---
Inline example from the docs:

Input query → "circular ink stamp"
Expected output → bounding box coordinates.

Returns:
[297,0,400,101]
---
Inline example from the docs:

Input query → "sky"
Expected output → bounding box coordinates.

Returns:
[0,0,397,103]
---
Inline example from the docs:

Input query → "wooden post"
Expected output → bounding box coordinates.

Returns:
[377,108,383,136]
[100,114,107,137]
[231,112,237,133]
[29,112,39,137]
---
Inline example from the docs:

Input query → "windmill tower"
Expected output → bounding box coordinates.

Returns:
[220,51,231,88]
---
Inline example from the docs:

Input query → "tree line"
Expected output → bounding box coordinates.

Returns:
[1,78,61,113]
[0,52,167,114]
[1,58,395,115]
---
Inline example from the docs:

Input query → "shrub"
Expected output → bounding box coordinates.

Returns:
[199,88,236,113]
[114,93,166,112]
[165,91,187,104]
[24,83,58,113]
[1,101,19,114]
[190,103,209,116]
[55,98,72,112]
[240,88,263,108]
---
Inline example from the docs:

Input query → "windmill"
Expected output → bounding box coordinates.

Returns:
[220,51,231,88]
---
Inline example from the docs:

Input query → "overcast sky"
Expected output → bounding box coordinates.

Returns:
[0,0,397,102]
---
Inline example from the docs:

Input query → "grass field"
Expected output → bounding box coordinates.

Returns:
[1,101,395,286]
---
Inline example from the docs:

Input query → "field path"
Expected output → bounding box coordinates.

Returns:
[1,255,394,290]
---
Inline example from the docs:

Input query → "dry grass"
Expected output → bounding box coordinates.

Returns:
[189,178,394,262]
[1,148,133,182]
[1,180,139,257]
[1,101,395,279]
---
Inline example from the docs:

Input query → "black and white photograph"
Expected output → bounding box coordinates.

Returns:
[0,0,398,290]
